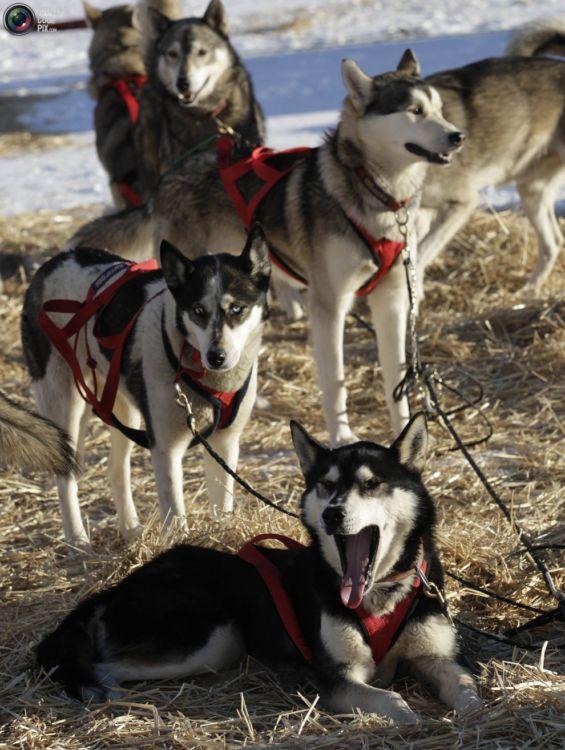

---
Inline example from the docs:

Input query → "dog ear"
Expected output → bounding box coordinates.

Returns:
[160,239,195,295]
[341,59,373,113]
[83,1,102,28]
[239,224,271,278]
[203,0,228,36]
[290,421,327,477]
[392,413,428,471]
[143,5,172,39]
[397,49,420,77]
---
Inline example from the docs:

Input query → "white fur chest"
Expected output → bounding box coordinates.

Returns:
[320,611,376,683]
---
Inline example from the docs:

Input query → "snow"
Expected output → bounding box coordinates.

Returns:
[0,1,564,215]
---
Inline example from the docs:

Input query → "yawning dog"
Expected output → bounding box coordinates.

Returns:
[37,414,481,723]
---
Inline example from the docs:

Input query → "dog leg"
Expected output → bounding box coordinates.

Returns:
[408,656,482,716]
[309,289,357,446]
[108,399,143,541]
[367,269,410,436]
[271,276,304,321]
[417,199,477,288]
[202,428,240,516]
[324,678,419,725]
[151,443,187,529]
[517,169,564,289]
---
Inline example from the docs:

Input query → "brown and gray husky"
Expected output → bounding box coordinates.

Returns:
[417,20,565,291]
[134,0,265,196]
[69,52,463,445]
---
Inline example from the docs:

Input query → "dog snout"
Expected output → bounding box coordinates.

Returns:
[322,505,345,533]
[177,76,190,94]
[448,131,465,147]
[207,348,226,369]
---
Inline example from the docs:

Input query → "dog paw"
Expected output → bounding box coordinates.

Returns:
[67,536,93,555]
[378,692,420,725]
[121,523,143,542]
[331,429,360,448]
[454,689,483,716]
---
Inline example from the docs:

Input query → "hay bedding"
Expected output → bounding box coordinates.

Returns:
[0,206,563,749]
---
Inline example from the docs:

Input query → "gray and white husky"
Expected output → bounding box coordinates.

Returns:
[417,20,565,290]
[37,414,481,723]
[135,0,264,196]
[69,52,464,445]
[21,227,270,549]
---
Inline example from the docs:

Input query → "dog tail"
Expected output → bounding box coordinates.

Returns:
[67,205,154,262]
[505,17,565,58]
[36,596,106,700]
[0,391,77,475]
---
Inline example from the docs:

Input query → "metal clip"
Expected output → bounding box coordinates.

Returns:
[174,383,196,435]
[416,567,454,625]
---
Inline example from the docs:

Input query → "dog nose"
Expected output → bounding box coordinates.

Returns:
[207,348,226,369]
[322,505,345,532]
[448,131,465,146]
[177,77,189,93]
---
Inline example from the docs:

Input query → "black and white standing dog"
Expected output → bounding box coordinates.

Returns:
[37,415,481,723]
[21,226,270,549]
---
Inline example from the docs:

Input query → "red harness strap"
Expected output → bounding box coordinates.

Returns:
[106,74,147,125]
[104,74,148,208]
[217,136,405,298]
[238,534,313,661]
[238,534,427,665]
[38,260,160,447]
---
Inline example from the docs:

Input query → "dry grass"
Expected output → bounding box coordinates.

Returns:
[0,206,563,749]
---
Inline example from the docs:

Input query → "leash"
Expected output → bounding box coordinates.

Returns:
[389,209,565,637]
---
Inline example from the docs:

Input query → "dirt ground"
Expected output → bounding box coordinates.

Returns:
[0,202,563,749]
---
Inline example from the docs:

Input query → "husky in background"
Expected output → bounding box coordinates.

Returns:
[0,390,75,475]
[134,0,265,196]
[69,53,463,444]
[36,414,481,722]
[84,2,146,209]
[416,20,565,291]
[21,227,270,549]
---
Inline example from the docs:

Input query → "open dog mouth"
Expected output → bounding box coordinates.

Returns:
[334,526,379,609]
[404,142,455,165]
[177,78,209,107]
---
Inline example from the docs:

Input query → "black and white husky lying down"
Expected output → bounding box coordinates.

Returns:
[37,415,481,723]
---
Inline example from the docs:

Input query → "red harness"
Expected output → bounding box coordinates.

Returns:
[104,74,147,208]
[38,260,247,448]
[217,136,405,297]
[238,534,427,665]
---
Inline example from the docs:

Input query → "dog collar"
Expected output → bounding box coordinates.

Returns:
[354,166,412,212]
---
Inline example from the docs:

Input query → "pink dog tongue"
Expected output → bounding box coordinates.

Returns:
[340,527,373,609]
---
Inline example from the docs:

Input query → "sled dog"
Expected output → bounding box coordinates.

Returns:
[417,20,565,290]
[69,52,464,444]
[21,227,270,548]
[134,0,265,196]
[37,414,481,723]
[84,1,147,208]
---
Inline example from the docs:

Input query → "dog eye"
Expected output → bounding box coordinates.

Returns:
[360,479,380,493]
[412,105,424,116]
[192,305,206,317]
[229,304,245,316]
[197,48,207,57]
[167,49,179,60]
